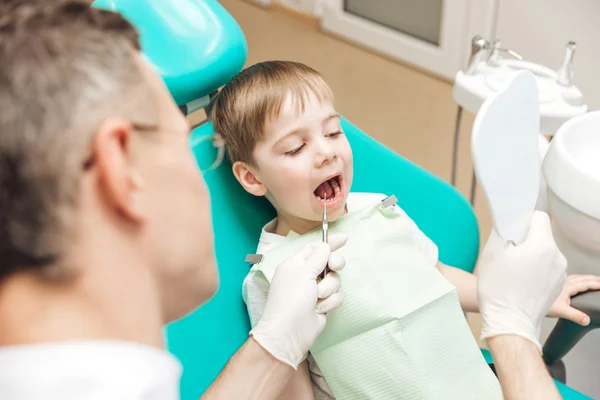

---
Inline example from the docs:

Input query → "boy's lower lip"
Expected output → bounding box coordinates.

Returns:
[314,192,345,209]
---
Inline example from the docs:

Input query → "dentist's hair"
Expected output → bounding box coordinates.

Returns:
[211,60,334,165]
[0,0,156,280]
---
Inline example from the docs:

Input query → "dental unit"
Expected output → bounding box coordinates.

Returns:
[91,1,596,398]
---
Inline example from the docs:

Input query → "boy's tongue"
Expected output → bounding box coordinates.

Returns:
[315,180,334,200]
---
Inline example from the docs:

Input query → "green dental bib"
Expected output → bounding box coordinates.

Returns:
[250,197,502,399]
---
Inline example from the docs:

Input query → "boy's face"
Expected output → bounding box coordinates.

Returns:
[241,91,353,229]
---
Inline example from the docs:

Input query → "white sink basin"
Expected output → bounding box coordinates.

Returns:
[542,111,600,276]
[454,59,588,136]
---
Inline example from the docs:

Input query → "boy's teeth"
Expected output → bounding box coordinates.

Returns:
[331,179,340,195]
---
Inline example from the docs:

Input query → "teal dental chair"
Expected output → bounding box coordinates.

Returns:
[92,1,592,398]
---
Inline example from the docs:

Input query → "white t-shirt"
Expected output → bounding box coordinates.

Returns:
[242,192,439,399]
[0,340,182,400]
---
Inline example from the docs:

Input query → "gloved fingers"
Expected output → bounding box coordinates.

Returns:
[315,313,327,334]
[302,234,347,278]
[554,249,568,273]
[528,210,553,239]
[479,228,510,262]
[291,242,319,265]
[318,271,341,299]
[327,233,348,253]
[316,292,343,314]
[291,234,346,271]
[302,242,332,278]
[327,253,345,272]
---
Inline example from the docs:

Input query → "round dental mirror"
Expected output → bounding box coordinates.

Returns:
[472,70,541,245]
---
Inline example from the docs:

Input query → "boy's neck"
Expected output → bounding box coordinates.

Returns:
[271,203,349,237]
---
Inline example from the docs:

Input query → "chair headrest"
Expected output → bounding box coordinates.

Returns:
[93,0,247,106]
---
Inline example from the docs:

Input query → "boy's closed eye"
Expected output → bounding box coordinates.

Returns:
[326,130,344,138]
[284,131,345,156]
[286,143,306,156]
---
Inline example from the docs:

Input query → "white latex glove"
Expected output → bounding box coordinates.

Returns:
[251,234,347,369]
[477,211,567,352]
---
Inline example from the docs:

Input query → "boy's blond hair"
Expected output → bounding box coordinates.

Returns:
[211,61,333,164]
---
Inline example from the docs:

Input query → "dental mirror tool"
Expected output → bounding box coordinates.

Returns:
[321,194,329,279]
[472,70,540,245]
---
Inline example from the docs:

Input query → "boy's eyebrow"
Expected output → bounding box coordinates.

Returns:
[323,113,340,123]
[274,127,308,147]
[273,113,341,147]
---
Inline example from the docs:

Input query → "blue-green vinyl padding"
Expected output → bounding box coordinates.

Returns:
[92,0,247,106]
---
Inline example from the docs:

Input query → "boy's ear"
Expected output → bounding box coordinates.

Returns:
[232,161,268,197]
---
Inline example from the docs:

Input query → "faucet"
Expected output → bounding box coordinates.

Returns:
[557,41,577,87]
[487,39,503,67]
[464,35,523,75]
[464,35,489,75]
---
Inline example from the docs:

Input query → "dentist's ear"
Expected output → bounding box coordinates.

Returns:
[233,161,268,197]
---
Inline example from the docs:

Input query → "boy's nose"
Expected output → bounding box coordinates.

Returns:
[315,142,337,167]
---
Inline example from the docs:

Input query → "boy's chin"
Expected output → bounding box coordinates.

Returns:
[317,200,348,221]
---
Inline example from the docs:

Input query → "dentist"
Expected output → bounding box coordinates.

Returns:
[0,2,344,399]
[0,1,567,399]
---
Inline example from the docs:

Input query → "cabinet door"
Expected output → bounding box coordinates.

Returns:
[321,0,470,79]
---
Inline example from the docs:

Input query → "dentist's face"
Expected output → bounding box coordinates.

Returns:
[251,91,353,230]
[133,57,218,321]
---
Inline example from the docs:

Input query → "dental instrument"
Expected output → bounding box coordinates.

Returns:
[557,41,577,87]
[322,194,329,279]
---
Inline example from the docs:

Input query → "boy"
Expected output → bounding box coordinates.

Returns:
[212,61,598,399]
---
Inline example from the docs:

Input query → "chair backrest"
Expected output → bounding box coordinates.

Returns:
[166,117,480,399]
[92,0,247,106]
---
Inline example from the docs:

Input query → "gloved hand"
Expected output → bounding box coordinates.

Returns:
[477,211,567,353]
[251,234,347,369]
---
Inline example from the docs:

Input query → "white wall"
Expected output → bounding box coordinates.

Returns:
[494,0,600,110]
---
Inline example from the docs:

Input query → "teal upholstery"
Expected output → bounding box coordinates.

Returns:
[92,0,247,106]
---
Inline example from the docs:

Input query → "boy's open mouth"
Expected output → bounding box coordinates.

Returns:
[314,174,342,202]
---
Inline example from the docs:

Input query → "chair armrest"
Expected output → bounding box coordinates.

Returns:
[571,290,600,325]
[542,290,600,366]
